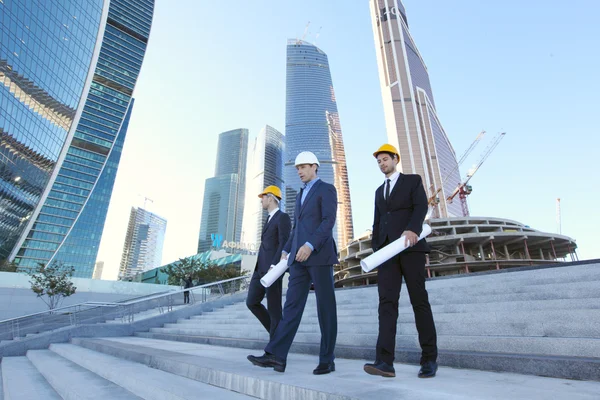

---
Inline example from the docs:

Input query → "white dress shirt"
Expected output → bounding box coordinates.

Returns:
[384,171,400,199]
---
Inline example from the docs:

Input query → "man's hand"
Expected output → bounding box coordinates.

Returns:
[402,230,419,247]
[280,252,289,262]
[295,244,313,263]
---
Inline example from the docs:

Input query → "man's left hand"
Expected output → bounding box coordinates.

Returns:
[402,230,419,247]
[295,244,313,262]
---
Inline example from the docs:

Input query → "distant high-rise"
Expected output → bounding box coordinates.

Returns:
[242,125,284,244]
[93,261,104,280]
[198,129,248,252]
[370,0,464,217]
[284,39,354,248]
[1,0,155,277]
[119,207,167,280]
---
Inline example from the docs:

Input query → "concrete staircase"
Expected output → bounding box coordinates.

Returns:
[139,262,600,380]
[1,262,600,399]
[1,337,599,399]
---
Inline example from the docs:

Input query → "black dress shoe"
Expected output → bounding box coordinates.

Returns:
[247,353,286,373]
[418,361,438,378]
[313,361,335,375]
[363,361,396,377]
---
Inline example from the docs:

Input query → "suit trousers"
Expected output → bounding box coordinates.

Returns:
[376,250,437,365]
[246,270,283,339]
[265,262,337,363]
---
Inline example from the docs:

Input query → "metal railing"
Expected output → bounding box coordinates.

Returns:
[0,274,251,343]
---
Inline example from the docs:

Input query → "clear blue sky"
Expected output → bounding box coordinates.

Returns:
[97,0,600,279]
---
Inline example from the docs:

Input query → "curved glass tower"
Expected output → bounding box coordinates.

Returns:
[243,125,284,244]
[370,0,465,217]
[198,128,249,253]
[1,0,155,277]
[284,39,354,248]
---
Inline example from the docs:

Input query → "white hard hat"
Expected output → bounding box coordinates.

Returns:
[294,151,320,166]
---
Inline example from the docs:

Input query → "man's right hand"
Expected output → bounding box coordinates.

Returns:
[281,252,288,261]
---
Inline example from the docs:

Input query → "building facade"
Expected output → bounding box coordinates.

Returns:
[370,0,464,217]
[119,207,166,280]
[198,129,248,252]
[1,0,155,277]
[242,125,284,244]
[284,39,353,248]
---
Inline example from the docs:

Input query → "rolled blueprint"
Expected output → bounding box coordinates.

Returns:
[260,259,288,287]
[361,224,432,273]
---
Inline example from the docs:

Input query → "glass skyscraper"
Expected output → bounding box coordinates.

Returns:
[370,0,464,217]
[242,125,284,244]
[284,39,354,248]
[1,0,155,277]
[198,129,248,253]
[118,206,166,280]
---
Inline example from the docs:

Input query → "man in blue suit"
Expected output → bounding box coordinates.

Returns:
[248,151,338,375]
[246,185,291,339]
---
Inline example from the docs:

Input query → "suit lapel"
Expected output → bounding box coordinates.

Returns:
[388,173,404,203]
[262,210,278,236]
[299,179,321,217]
[376,184,386,211]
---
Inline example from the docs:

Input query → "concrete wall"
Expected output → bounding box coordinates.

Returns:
[0,272,179,321]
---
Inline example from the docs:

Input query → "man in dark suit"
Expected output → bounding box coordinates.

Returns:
[363,144,438,379]
[246,185,291,339]
[248,151,338,375]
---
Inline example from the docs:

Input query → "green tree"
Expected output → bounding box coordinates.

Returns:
[28,263,77,310]
[160,257,200,286]
[0,259,19,272]
[161,257,245,286]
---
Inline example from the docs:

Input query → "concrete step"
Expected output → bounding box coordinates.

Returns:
[196,297,600,319]
[185,309,600,326]
[147,326,600,358]
[26,350,142,400]
[49,343,252,400]
[104,305,189,324]
[164,320,600,338]
[312,289,600,306]
[72,336,600,397]
[419,264,600,288]
[222,287,600,310]
[247,279,600,302]
[0,357,61,400]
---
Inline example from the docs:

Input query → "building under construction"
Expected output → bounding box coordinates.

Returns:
[335,217,578,288]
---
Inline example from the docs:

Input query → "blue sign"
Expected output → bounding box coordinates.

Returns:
[211,233,223,248]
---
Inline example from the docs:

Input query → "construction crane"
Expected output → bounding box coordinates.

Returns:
[447,132,506,216]
[427,130,486,211]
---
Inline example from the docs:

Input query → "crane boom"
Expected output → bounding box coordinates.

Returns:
[427,130,486,207]
[447,131,506,203]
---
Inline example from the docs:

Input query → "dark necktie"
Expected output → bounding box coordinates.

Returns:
[385,179,391,203]
[263,215,271,232]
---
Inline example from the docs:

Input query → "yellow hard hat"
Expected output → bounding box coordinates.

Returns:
[258,185,282,200]
[373,144,400,158]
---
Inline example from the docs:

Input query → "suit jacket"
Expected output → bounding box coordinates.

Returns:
[255,210,292,275]
[372,173,430,253]
[283,179,339,266]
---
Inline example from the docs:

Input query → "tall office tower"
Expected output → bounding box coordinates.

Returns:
[284,39,354,248]
[93,261,104,280]
[197,129,248,252]
[242,125,284,244]
[1,0,155,277]
[118,206,166,280]
[370,0,465,217]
